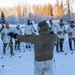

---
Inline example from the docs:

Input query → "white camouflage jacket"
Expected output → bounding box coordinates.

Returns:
[13,27,22,35]
[24,25,35,35]
[56,25,66,39]
[1,27,12,43]
[67,25,75,38]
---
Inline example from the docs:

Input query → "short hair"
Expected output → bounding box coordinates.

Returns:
[71,21,74,23]
[60,19,63,22]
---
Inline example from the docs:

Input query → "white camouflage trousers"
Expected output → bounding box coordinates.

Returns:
[34,60,54,75]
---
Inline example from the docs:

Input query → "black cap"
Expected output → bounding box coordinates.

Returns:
[38,21,48,28]
[71,21,74,23]
[60,19,63,22]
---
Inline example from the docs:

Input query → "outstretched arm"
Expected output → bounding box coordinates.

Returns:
[16,35,35,43]
[8,32,35,44]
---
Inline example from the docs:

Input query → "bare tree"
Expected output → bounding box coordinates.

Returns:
[64,0,75,22]
[67,0,70,23]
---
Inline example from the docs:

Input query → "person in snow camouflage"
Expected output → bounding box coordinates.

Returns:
[24,20,36,51]
[13,24,22,50]
[1,23,14,56]
[8,21,59,75]
[49,20,57,34]
[56,19,66,52]
[67,21,75,50]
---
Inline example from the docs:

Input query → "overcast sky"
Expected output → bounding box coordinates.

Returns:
[0,0,56,7]
[0,0,75,12]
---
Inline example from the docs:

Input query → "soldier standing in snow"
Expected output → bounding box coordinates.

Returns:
[1,23,14,55]
[56,19,66,52]
[24,20,36,51]
[13,24,22,50]
[67,21,75,50]
[49,20,57,34]
[8,21,59,75]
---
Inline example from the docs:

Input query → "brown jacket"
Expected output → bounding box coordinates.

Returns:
[16,31,58,61]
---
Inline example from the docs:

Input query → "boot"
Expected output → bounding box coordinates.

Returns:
[26,46,28,48]
[18,47,20,50]
[10,53,14,57]
[29,45,31,48]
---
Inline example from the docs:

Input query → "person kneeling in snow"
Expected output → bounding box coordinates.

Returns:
[8,21,58,75]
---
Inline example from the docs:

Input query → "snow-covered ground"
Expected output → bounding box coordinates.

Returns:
[0,21,75,75]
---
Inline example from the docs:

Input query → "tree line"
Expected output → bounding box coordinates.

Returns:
[0,0,75,24]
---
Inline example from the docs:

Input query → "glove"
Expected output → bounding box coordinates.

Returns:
[69,32,72,36]
[7,32,17,39]
[1,33,5,36]
[57,31,62,34]
[64,30,66,34]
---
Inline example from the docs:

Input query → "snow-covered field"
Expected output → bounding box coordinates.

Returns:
[0,21,75,75]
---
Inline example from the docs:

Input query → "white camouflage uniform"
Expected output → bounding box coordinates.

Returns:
[56,25,66,39]
[13,25,22,50]
[24,24,35,50]
[67,26,75,38]
[1,27,12,44]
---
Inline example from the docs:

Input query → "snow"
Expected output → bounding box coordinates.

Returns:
[0,21,75,75]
